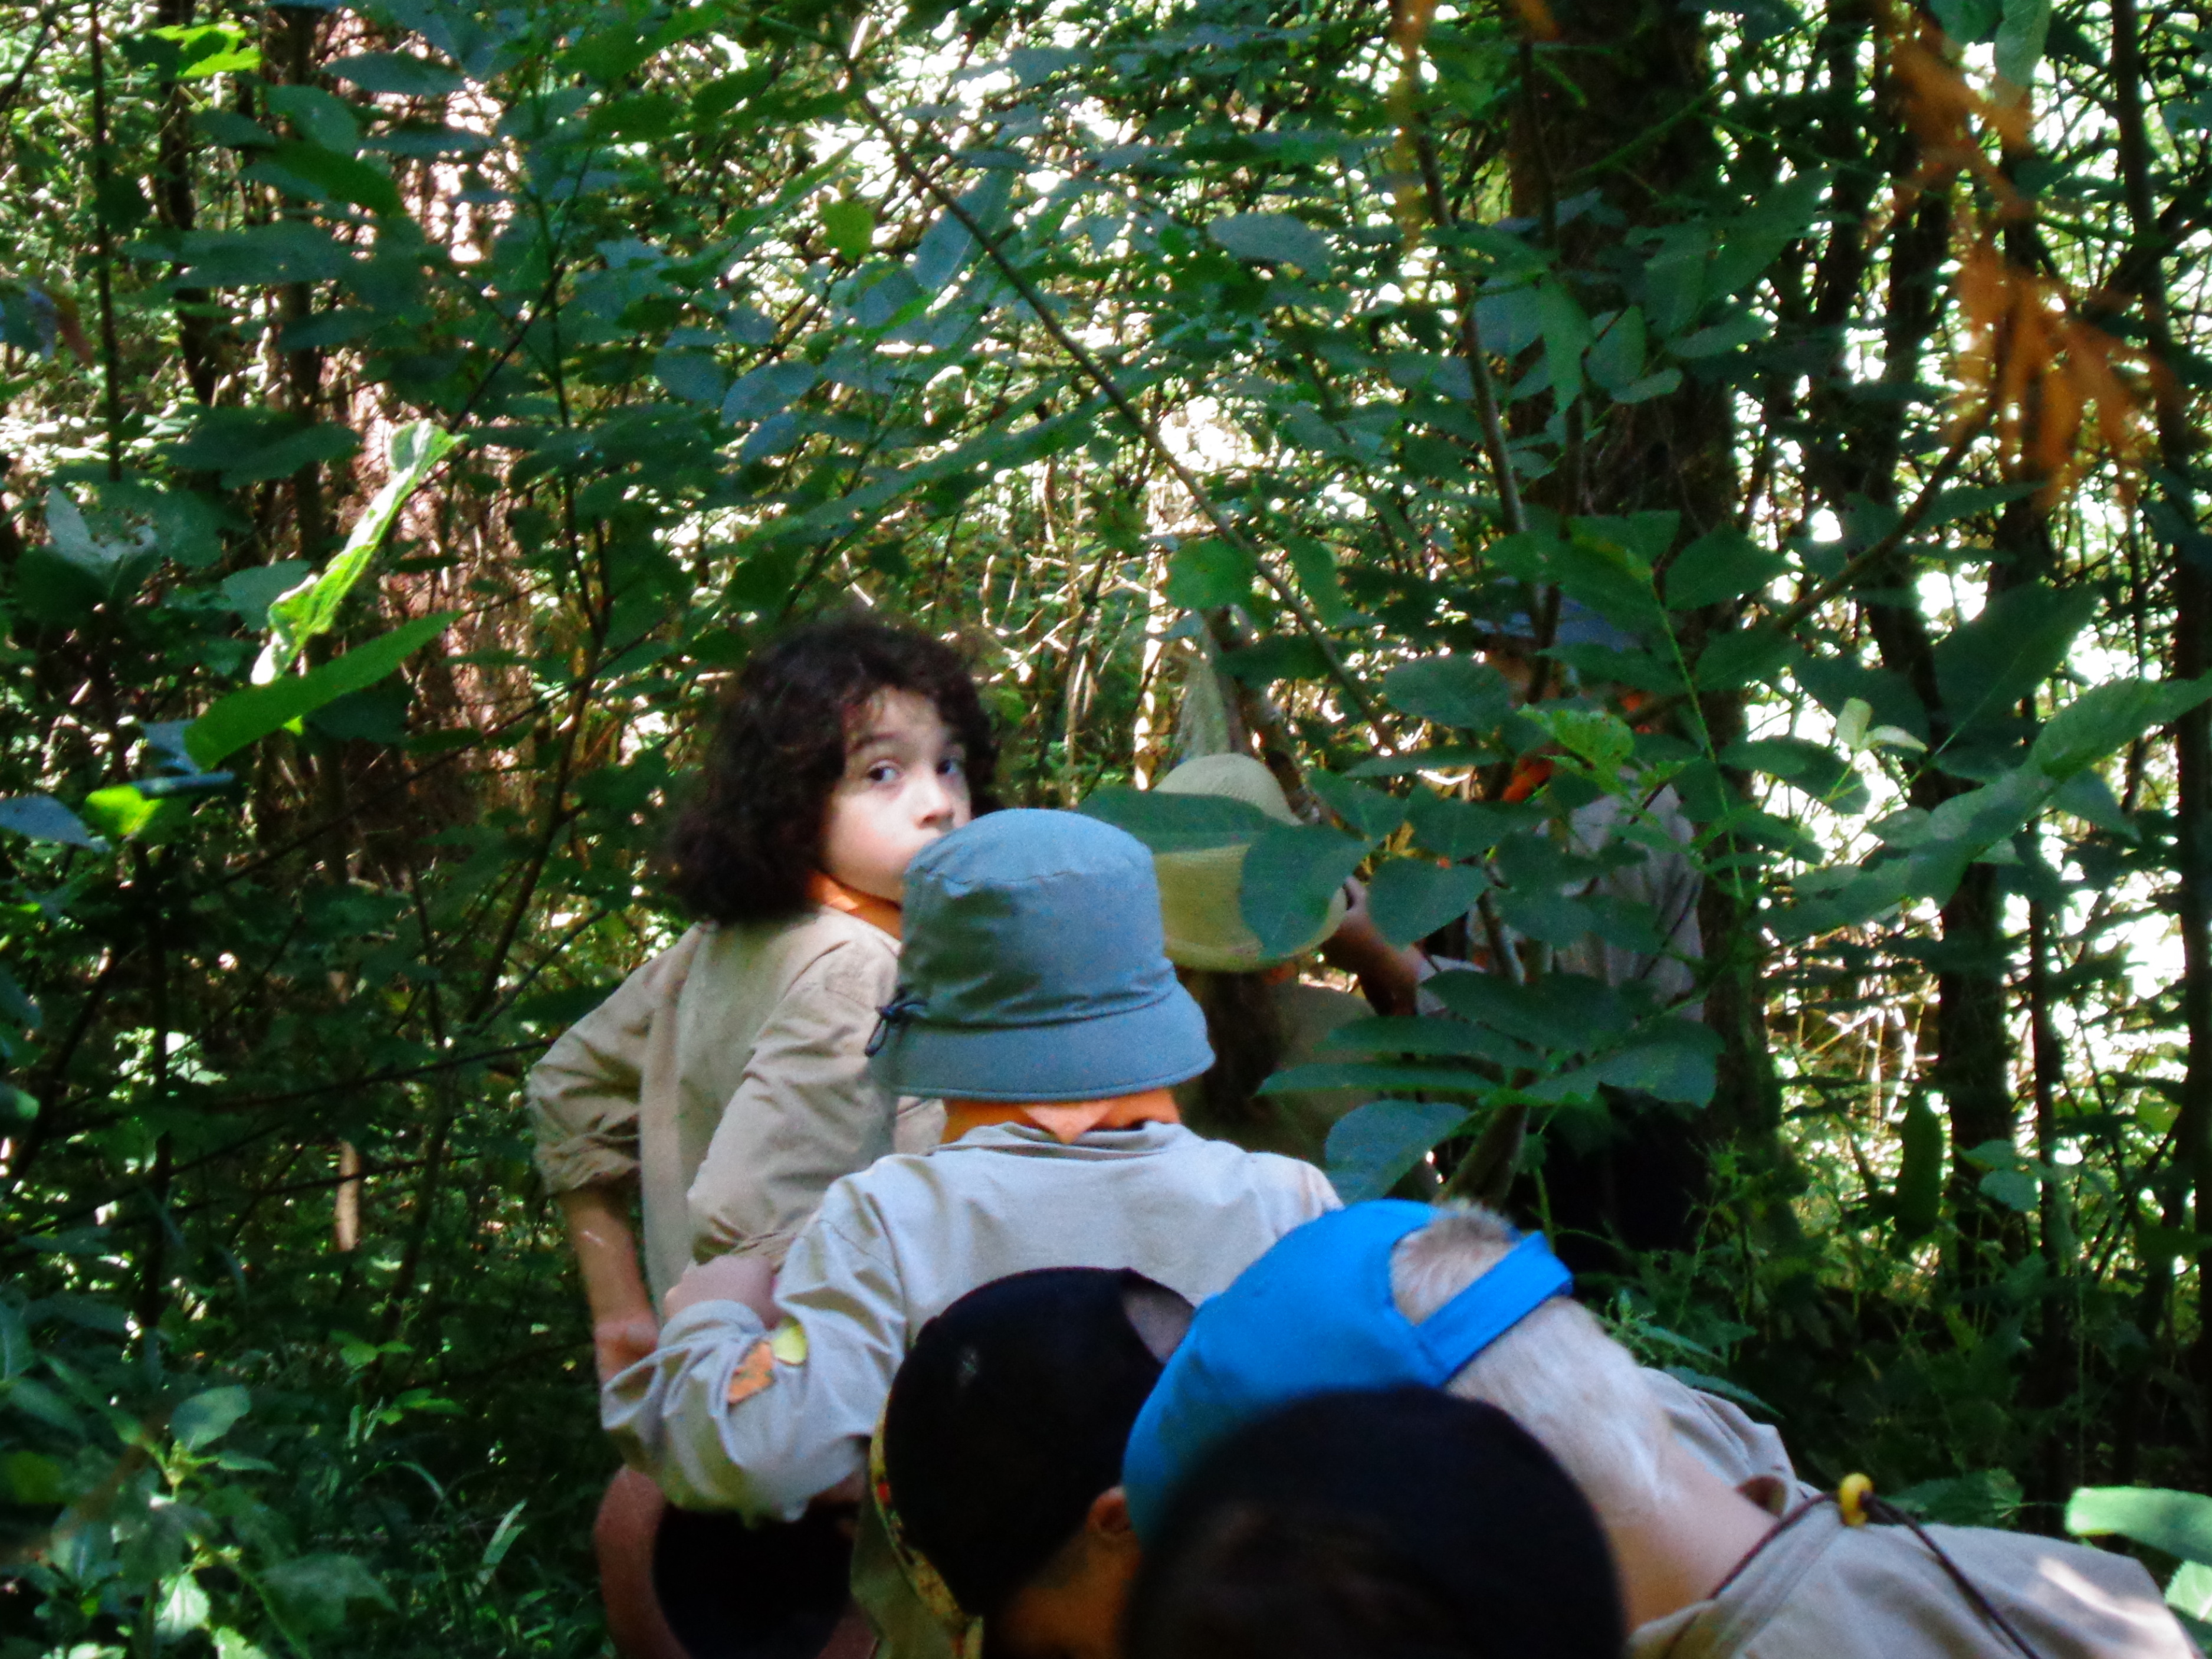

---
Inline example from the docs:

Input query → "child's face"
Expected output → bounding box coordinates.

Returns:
[821,688,973,901]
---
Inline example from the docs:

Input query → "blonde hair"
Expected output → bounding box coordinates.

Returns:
[1391,1206,1666,1521]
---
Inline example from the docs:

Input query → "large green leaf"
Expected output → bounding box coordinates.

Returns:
[1367,857,1486,946]
[1424,969,1629,1054]
[1324,1101,1469,1204]
[172,1385,251,1451]
[1079,786,1275,851]
[1383,656,1512,732]
[188,612,456,769]
[255,422,455,683]
[2065,1486,2212,1566]
[2031,676,2212,779]
[1931,584,2096,743]
[1240,824,1371,957]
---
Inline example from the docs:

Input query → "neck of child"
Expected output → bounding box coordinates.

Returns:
[1603,1445,1779,1630]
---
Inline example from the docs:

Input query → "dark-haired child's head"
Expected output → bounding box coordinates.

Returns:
[1124,1389,1623,1659]
[668,615,999,924]
[879,1269,1193,1659]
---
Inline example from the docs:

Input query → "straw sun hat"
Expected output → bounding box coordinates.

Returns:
[1152,754,1348,972]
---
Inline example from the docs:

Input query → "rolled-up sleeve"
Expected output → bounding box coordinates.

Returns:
[526,949,672,1194]
[601,1183,905,1518]
[685,944,901,1264]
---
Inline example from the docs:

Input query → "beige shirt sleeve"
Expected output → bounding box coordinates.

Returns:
[685,940,904,1266]
[526,933,698,1194]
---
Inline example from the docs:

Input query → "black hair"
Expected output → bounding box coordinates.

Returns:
[1124,1389,1623,1659]
[881,1268,1190,1620]
[667,615,1000,924]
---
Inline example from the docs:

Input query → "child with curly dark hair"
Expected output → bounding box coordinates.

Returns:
[527,613,997,1659]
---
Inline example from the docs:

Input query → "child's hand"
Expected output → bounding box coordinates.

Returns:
[665,1254,779,1322]
[594,1312,661,1383]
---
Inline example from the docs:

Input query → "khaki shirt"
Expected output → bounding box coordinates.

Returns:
[601,1120,1340,1518]
[525,912,943,1300]
[1632,1494,2192,1659]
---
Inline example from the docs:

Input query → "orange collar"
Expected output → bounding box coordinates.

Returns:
[809,871,901,940]
[943,1089,1181,1146]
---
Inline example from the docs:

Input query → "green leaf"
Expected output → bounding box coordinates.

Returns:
[2031,676,2212,779]
[723,362,819,423]
[1721,736,1869,814]
[1665,527,1787,609]
[1425,969,1628,1054]
[822,198,875,261]
[327,50,466,97]
[1383,656,1512,731]
[0,794,104,848]
[172,1385,251,1451]
[1282,533,1359,627]
[1406,795,1528,858]
[1931,583,2097,742]
[1324,1100,1469,1204]
[1979,1166,2041,1212]
[188,612,457,769]
[256,422,455,683]
[157,1573,212,1637]
[170,221,355,287]
[255,141,403,215]
[1590,1021,1722,1105]
[1209,212,1333,274]
[1240,823,1370,958]
[81,785,173,843]
[218,421,360,491]
[1079,785,1276,851]
[1367,857,1486,946]
[654,349,728,406]
[1994,0,2051,84]
[1165,539,1255,609]
[1536,279,1591,408]
[913,173,1015,291]
[2066,1487,2212,1566]
[1309,772,1407,839]
[258,1553,393,1635]
[1895,1091,1945,1239]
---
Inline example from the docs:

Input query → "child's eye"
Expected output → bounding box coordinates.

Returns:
[866,762,899,785]
[938,754,966,777]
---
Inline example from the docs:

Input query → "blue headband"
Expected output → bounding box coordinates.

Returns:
[1120,1201,1573,1538]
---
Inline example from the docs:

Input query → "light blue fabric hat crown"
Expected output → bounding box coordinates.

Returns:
[1120,1200,1573,1537]
[865,809,1214,1104]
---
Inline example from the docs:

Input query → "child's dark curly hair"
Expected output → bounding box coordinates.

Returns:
[668,615,1000,925]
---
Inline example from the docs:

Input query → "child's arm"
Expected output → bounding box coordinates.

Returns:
[559,1188,660,1382]
[602,1179,904,1518]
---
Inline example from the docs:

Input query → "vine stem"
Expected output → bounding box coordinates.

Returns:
[836,69,1399,755]
[87,0,124,481]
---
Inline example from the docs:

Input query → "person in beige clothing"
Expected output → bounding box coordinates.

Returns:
[526,615,999,1659]
[1123,1202,2191,1659]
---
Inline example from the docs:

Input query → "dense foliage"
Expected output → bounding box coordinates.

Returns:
[8,0,2212,1646]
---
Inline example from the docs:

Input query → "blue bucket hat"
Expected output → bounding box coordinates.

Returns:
[865,809,1214,1104]
[1120,1200,1573,1537]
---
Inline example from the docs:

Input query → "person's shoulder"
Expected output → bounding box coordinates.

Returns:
[693,907,898,998]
